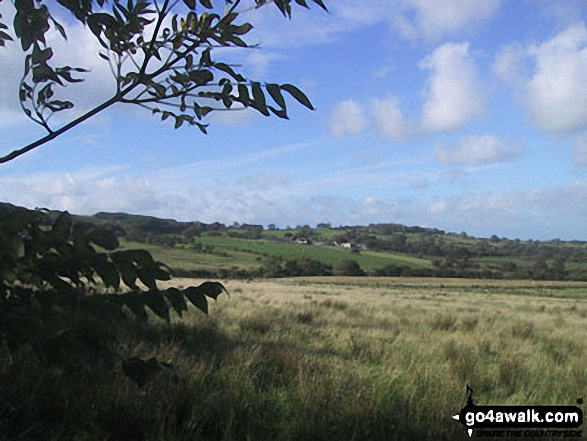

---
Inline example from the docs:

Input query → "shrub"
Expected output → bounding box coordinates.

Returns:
[0,205,227,387]
[334,259,365,276]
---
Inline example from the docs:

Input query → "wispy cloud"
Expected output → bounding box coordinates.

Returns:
[396,0,502,40]
[329,100,368,137]
[435,135,522,165]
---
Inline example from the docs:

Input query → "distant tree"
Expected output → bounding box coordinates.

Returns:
[552,256,567,280]
[0,0,327,164]
[244,225,263,239]
[334,259,364,277]
[501,261,518,273]
[296,225,315,238]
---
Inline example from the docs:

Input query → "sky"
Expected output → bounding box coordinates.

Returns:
[2,0,587,240]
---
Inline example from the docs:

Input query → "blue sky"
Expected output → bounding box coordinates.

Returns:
[2,0,587,240]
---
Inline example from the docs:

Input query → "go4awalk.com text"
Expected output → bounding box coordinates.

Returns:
[452,386,583,438]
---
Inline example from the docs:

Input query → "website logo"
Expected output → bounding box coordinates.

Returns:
[452,385,584,438]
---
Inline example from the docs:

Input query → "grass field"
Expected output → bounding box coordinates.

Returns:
[2,277,585,440]
[120,237,434,274]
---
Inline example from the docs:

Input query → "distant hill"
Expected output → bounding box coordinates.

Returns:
[3,203,587,281]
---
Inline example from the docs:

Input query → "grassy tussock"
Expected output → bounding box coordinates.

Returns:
[1,277,585,440]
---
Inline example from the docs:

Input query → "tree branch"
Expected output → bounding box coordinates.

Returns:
[0,95,119,164]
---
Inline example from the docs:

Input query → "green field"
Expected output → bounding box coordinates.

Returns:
[120,236,433,275]
[3,277,585,440]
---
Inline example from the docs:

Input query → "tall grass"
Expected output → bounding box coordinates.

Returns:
[1,277,585,440]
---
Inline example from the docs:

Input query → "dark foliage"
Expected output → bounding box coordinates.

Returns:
[0,204,228,386]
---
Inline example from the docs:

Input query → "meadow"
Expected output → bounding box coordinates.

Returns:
[1,277,586,440]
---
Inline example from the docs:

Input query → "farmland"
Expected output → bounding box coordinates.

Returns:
[3,276,585,440]
[94,210,587,280]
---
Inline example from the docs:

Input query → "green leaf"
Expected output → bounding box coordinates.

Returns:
[143,291,170,322]
[115,258,139,290]
[183,286,208,314]
[52,211,72,242]
[266,83,286,110]
[32,45,53,64]
[45,100,74,112]
[163,287,188,317]
[0,30,13,44]
[183,0,196,9]
[123,293,149,323]
[312,0,328,11]
[231,22,253,36]
[94,256,120,289]
[87,228,119,250]
[214,62,245,82]
[137,268,158,290]
[251,82,269,116]
[280,84,314,110]
[198,281,229,300]
[119,249,158,270]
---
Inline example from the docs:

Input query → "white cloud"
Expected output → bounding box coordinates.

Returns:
[420,42,485,132]
[416,182,587,239]
[244,0,502,56]
[371,96,409,142]
[435,135,521,165]
[524,23,587,133]
[329,99,368,137]
[0,2,115,129]
[398,0,502,40]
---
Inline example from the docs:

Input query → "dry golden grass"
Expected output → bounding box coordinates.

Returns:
[3,277,585,440]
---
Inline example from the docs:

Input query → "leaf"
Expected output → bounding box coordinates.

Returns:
[52,211,72,242]
[0,30,12,43]
[312,0,328,12]
[143,291,170,322]
[251,82,269,116]
[214,62,245,82]
[137,268,158,290]
[163,287,188,317]
[280,84,314,110]
[229,35,247,47]
[49,16,67,40]
[115,258,139,290]
[37,83,54,104]
[183,286,208,314]
[33,64,60,84]
[123,293,149,323]
[183,0,196,9]
[118,249,158,270]
[94,256,120,289]
[236,84,250,106]
[266,83,286,110]
[231,22,253,36]
[198,281,229,300]
[32,45,53,64]
[87,228,119,250]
